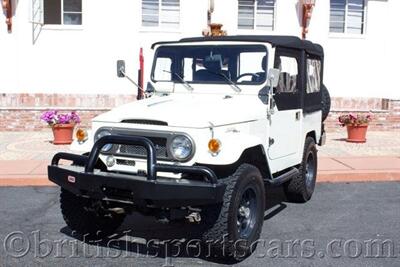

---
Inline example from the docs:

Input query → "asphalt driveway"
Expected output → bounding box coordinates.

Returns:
[0,182,399,266]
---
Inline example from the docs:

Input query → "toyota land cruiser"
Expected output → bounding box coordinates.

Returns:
[48,35,331,260]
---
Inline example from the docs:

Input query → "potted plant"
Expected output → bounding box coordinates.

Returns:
[41,110,81,145]
[338,113,373,143]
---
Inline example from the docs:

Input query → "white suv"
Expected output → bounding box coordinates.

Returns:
[48,35,330,261]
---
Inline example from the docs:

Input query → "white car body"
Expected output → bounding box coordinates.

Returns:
[52,36,327,257]
[71,40,323,179]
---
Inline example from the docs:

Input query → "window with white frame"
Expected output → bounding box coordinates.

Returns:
[43,0,82,25]
[238,0,276,30]
[142,0,180,28]
[329,0,366,34]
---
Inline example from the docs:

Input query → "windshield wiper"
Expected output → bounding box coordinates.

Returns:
[207,71,242,93]
[163,70,194,92]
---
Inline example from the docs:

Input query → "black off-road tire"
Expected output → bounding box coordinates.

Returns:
[200,164,265,261]
[321,84,331,122]
[283,137,318,203]
[60,188,126,239]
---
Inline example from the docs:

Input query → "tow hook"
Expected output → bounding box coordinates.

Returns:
[186,212,201,223]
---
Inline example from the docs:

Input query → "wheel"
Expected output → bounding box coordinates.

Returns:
[200,164,265,260]
[321,84,331,122]
[60,188,126,239]
[284,137,318,203]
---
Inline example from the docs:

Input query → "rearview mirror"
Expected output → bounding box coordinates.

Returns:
[267,68,280,88]
[204,54,223,70]
[117,60,125,78]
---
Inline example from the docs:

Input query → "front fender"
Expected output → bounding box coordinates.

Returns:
[194,132,265,165]
[69,130,93,154]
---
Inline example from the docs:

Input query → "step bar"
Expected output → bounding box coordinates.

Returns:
[265,167,299,186]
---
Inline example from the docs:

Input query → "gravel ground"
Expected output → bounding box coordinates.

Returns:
[0,131,72,160]
[319,130,400,157]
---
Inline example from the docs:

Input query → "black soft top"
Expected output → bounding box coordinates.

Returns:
[151,35,323,57]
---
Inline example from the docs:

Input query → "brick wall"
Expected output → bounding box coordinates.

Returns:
[0,93,399,131]
[0,94,135,131]
[0,109,107,131]
[325,98,400,131]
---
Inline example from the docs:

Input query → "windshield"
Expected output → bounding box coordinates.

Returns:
[151,45,267,85]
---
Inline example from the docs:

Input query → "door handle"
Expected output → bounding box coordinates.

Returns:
[295,111,301,121]
[269,137,275,146]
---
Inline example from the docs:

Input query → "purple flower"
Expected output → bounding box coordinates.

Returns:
[70,111,81,123]
[41,110,81,126]
[40,110,57,125]
[337,112,373,127]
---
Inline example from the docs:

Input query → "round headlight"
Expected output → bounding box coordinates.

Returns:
[96,130,113,152]
[170,135,193,160]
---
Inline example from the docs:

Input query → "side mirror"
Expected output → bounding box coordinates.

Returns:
[117,60,126,78]
[267,68,280,88]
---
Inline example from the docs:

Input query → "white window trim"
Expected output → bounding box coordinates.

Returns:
[140,0,182,33]
[41,0,84,30]
[329,0,367,38]
[237,0,277,32]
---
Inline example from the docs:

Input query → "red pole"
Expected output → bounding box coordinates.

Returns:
[301,2,315,40]
[137,47,144,100]
[2,0,12,32]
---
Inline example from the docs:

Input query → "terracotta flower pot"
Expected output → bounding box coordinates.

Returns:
[52,123,75,145]
[346,124,368,143]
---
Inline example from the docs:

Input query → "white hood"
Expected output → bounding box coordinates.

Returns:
[93,94,265,128]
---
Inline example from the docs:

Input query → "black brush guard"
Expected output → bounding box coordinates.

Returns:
[48,135,225,207]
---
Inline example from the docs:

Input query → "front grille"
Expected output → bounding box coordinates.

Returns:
[96,127,192,162]
[116,136,168,159]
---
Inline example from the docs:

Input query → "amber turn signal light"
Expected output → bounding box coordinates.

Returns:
[76,128,88,143]
[208,138,221,153]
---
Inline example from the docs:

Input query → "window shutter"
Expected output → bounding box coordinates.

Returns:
[160,0,180,28]
[238,0,255,29]
[142,0,159,26]
[347,0,365,34]
[238,0,275,30]
[329,0,346,33]
[329,0,365,34]
[255,0,275,30]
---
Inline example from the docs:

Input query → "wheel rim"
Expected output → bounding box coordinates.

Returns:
[305,152,316,190]
[236,186,257,239]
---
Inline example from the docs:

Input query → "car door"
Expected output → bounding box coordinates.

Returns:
[268,48,302,161]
